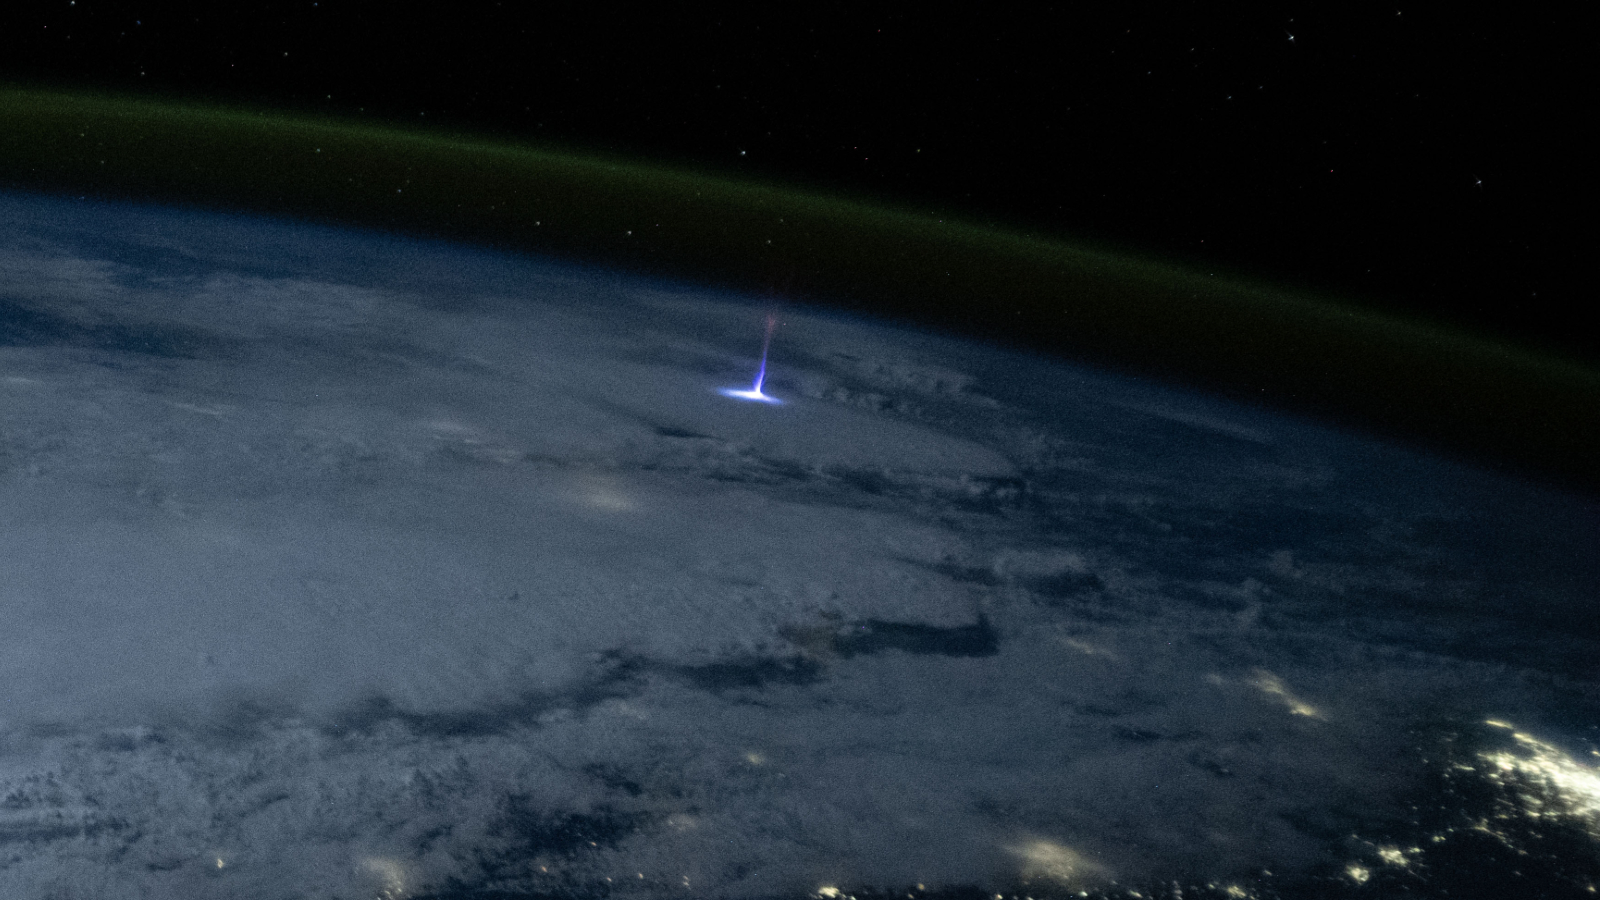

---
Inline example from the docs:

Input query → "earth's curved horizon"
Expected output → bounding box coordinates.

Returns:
[2,86,1597,495]
[0,189,1596,899]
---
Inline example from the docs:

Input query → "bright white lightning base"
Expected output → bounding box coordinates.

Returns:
[717,386,784,404]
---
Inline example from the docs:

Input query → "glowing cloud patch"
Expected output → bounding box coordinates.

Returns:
[1008,838,1110,887]
[1247,668,1324,719]
[360,856,411,900]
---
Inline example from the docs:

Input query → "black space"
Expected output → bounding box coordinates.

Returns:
[1,5,1588,363]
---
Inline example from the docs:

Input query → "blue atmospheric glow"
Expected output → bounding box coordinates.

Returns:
[719,312,783,404]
